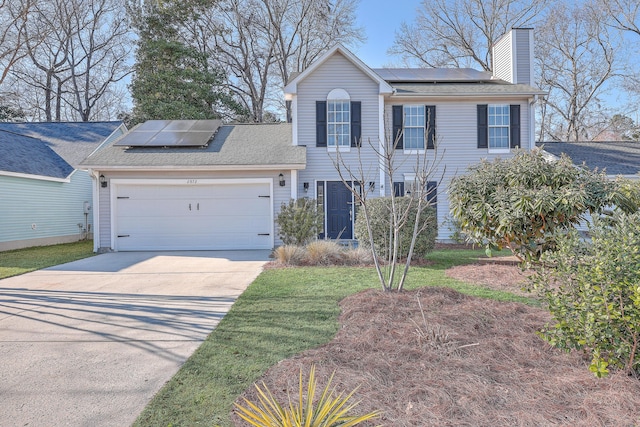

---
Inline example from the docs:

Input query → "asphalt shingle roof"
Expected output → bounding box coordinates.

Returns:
[538,141,640,176]
[0,121,122,168]
[0,131,73,179]
[81,122,306,169]
[391,82,546,96]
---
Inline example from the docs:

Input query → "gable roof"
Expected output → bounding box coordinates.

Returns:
[284,44,394,96]
[0,121,123,168]
[0,131,74,180]
[538,141,640,176]
[81,122,306,170]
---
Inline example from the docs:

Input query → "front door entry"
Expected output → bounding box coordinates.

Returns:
[326,181,353,239]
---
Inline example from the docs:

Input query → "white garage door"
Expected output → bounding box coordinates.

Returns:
[113,180,272,251]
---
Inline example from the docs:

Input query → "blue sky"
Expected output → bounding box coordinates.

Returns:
[354,1,421,67]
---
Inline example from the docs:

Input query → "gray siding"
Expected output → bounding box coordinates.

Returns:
[0,172,93,249]
[514,29,532,86]
[296,52,382,193]
[97,170,291,250]
[385,98,530,240]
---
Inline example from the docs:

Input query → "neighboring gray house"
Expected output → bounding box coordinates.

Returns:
[82,28,545,252]
[538,141,640,179]
[0,122,126,251]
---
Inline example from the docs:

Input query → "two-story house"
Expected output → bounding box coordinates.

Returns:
[81,28,544,252]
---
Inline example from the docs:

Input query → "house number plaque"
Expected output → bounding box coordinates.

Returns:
[186,179,198,184]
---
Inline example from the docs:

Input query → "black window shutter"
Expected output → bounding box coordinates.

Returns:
[393,182,405,197]
[392,105,403,149]
[316,101,327,147]
[351,101,361,147]
[426,105,436,149]
[510,104,521,148]
[477,104,488,148]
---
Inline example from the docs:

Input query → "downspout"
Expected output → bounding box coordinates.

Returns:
[89,169,100,252]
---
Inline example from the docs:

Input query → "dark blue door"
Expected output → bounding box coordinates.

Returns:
[326,181,352,239]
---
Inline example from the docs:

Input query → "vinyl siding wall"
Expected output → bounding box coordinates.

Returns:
[295,52,382,192]
[493,31,513,83]
[514,29,532,86]
[96,170,292,250]
[0,172,93,250]
[385,97,530,240]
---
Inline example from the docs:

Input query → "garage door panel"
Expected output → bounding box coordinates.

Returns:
[114,182,272,251]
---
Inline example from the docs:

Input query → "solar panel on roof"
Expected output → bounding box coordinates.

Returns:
[114,120,222,147]
[164,120,197,131]
[135,120,171,131]
[374,68,493,82]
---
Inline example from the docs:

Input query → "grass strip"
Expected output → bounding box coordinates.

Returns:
[134,249,536,426]
[0,240,95,279]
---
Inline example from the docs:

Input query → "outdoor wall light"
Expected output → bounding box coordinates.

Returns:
[369,181,375,190]
[99,174,107,188]
[303,182,309,192]
[279,173,285,187]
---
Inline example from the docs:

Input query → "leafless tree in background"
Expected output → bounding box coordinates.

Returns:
[196,0,363,122]
[6,0,130,121]
[536,2,619,141]
[390,0,548,70]
[0,0,34,86]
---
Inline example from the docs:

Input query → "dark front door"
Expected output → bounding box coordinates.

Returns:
[326,181,353,239]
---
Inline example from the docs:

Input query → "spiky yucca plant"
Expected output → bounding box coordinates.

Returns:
[234,365,381,427]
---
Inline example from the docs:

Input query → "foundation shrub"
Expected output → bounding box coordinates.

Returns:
[276,199,323,245]
[354,197,437,260]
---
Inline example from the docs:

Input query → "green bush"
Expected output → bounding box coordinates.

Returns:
[531,211,640,377]
[355,197,437,259]
[449,149,621,262]
[276,198,323,245]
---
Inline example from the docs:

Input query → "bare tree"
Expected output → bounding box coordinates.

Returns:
[598,0,640,99]
[64,0,131,121]
[536,2,619,141]
[390,0,548,70]
[330,122,443,292]
[0,0,33,86]
[198,0,363,122]
[9,0,131,121]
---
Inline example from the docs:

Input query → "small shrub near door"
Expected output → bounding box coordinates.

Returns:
[276,198,323,245]
[355,197,437,260]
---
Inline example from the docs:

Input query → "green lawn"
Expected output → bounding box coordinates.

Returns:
[0,240,95,279]
[134,249,535,427]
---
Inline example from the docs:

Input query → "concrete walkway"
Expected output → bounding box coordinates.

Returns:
[0,251,269,427]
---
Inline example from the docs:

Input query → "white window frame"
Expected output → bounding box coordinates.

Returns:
[403,105,425,153]
[488,104,510,153]
[327,88,350,152]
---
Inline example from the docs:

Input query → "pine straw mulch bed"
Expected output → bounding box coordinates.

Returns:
[232,264,640,426]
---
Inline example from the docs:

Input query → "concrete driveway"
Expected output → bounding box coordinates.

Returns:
[0,250,269,427]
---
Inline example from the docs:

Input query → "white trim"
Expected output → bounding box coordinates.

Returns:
[488,148,511,154]
[0,170,72,183]
[284,44,393,95]
[89,169,100,252]
[327,146,351,153]
[378,95,386,197]
[109,178,274,251]
[291,95,298,146]
[81,164,306,171]
[327,88,350,99]
[510,31,517,85]
[290,170,297,199]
